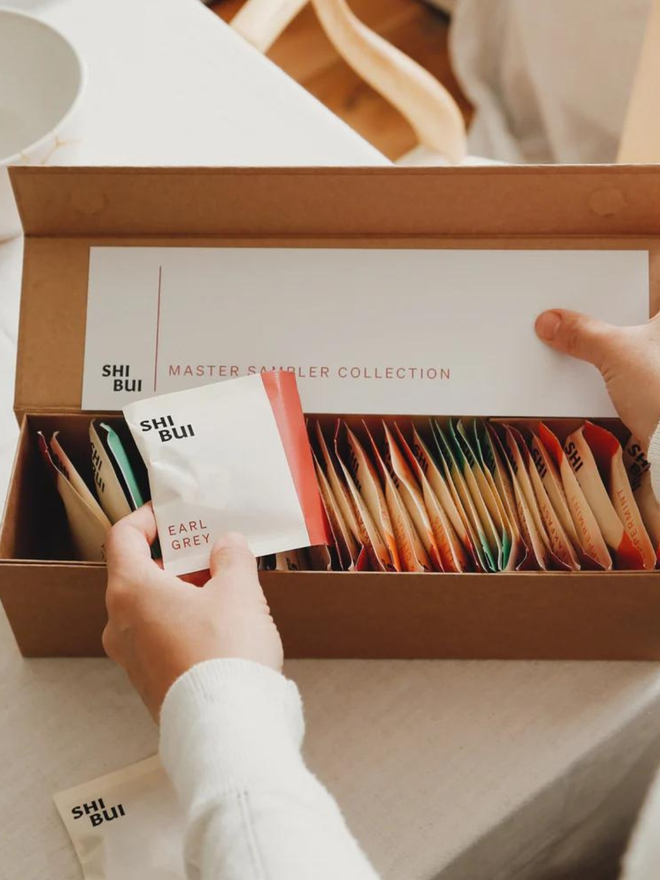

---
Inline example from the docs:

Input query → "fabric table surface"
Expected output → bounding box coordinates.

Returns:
[2,2,660,880]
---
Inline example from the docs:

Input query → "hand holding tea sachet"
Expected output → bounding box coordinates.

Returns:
[101,503,381,880]
[123,372,329,576]
[103,505,283,716]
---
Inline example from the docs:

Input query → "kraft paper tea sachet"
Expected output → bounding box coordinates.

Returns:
[579,422,655,569]
[500,424,577,570]
[481,424,533,570]
[270,545,333,572]
[537,423,611,569]
[90,420,147,524]
[521,432,581,570]
[39,433,111,561]
[623,437,660,562]
[332,421,397,572]
[455,420,513,569]
[379,423,440,571]
[306,543,333,571]
[499,426,557,565]
[343,423,402,570]
[451,420,507,570]
[313,422,366,560]
[363,423,432,572]
[397,426,467,572]
[411,427,475,569]
[529,431,582,554]
[123,371,329,575]
[432,421,494,572]
[313,453,362,571]
[488,424,552,570]
[564,424,647,569]
[273,549,309,571]
[477,424,526,570]
[470,421,521,570]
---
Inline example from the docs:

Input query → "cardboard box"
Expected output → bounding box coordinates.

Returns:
[2,164,660,659]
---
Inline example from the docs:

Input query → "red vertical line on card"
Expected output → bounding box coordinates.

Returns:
[154,265,162,392]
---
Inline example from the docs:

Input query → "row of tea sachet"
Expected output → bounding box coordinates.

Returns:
[285,419,660,573]
[38,422,149,562]
[37,418,660,572]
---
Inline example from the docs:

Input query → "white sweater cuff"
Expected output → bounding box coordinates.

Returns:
[647,420,660,501]
[159,659,306,810]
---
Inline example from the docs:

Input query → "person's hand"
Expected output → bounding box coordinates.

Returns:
[535,309,660,447]
[102,504,283,721]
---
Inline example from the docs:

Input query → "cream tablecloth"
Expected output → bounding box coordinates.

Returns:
[1,2,660,879]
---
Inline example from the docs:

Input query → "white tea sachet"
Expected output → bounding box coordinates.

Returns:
[54,756,185,880]
[123,371,328,575]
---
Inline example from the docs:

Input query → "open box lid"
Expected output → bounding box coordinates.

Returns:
[10,164,660,418]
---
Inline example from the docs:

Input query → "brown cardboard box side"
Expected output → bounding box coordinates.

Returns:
[2,165,660,659]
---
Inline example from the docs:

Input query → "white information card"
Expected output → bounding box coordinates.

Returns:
[82,247,649,417]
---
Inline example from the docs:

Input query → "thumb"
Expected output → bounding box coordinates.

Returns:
[208,532,259,588]
[535,309,616,369]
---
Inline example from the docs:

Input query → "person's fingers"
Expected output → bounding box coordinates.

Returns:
[535,309,617,369]
[101,622,120,662]
[105,503,159,575]
[209,533,257,576]
[207,532,261,594]
[143,547,209,586]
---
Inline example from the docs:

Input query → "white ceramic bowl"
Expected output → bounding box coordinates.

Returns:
[0,8,85,239]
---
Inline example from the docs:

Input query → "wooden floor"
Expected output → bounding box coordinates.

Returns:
[211,0,471,160]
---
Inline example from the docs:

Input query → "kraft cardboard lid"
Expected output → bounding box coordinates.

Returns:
[11,164,660,415]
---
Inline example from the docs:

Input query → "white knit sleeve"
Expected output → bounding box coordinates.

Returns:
[159,658,379,880]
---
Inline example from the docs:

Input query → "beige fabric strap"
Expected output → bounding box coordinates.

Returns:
[230,0,307,54]
[618,0,660,163]
[230,0,466,163]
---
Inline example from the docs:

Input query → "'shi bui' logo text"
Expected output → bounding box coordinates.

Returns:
[139,415,195,443]
[102,364,142,393]
[71,797,126,827]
